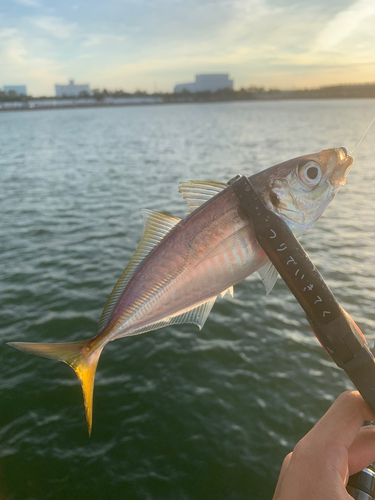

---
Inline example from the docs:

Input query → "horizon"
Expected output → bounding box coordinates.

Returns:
[1,0,375,96]
[3,79,375,99]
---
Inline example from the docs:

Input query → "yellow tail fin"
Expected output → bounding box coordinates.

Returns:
[7,339,103,436]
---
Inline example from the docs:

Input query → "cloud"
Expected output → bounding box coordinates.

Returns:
[313,0,375,50]
[13,0,41,7]
[75,0,375,92]
[2,0,375,95]
[81,35,103,48]
[31,16,76,39]
[0,29,17,38]
[0,29,65,94]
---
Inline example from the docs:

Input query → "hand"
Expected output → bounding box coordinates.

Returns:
[273,391,375,499]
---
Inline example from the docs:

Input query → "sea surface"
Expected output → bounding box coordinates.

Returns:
[1,99,375,500]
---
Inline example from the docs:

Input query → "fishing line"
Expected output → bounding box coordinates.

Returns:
[350,115,375,155]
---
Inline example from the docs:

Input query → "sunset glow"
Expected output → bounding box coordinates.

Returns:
[1,0,375,96]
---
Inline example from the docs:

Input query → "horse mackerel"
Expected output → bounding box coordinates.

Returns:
[8,147,354,435]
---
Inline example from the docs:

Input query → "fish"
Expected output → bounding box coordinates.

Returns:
[7,147,353,435]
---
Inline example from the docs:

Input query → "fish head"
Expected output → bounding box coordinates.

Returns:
[250,148,353,234]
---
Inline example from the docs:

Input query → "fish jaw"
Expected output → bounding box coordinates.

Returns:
[329,147,354,187]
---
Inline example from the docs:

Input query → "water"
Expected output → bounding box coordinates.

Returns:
[1,99,375,500]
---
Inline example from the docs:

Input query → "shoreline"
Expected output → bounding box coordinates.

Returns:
[0,101,166,113]
[1,95,375,113]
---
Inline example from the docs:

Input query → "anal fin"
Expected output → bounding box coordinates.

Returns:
[116,296,218,338]
[220,286,233,298]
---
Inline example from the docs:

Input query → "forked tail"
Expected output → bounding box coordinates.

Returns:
[7,338,103,436]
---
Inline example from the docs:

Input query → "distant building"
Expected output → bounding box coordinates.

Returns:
[3,85,27,95]
[174,74,233,93]
[55,80,91,97]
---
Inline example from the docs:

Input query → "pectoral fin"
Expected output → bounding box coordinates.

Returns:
[257,261,279,295]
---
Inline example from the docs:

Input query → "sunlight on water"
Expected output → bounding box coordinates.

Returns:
[0,99,375,500]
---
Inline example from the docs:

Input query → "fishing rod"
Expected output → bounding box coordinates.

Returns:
[230,174,375,411]
[229,174,375,499]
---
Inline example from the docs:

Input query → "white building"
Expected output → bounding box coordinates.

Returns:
[174,74,233,93]
[55,80,91,97]
[3,85,27,95]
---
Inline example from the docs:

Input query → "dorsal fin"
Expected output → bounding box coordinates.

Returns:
[115,296,217,339]
[97,210,181,334]
[178,180,228,214]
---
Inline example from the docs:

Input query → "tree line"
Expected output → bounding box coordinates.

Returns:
[2,84,375,103]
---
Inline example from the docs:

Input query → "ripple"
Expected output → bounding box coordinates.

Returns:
[1,100,375,500]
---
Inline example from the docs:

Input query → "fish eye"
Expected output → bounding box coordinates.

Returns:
[298,161,322,187]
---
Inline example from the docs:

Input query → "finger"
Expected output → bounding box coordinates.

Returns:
[303,391,375,451]
[279,452,292,478]
[272,453,292,499]
[348,425,375,475]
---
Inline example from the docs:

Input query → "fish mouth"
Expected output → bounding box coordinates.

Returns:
[332,147,354,185]
[338,146,354,168]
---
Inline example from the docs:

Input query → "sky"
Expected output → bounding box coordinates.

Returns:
[1,0,375,96]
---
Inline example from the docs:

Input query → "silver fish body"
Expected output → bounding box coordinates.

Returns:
[103,185,265,342]
[99,146,353,343]
[8,147,354,434]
